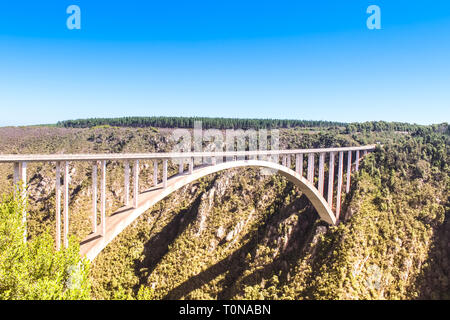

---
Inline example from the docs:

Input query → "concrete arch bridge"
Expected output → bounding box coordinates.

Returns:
[0,145,375,261]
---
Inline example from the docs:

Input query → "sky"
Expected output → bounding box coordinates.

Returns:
[0,1,449,126]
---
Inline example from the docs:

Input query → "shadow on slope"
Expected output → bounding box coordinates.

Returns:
[133,177,219,291]
[162,191,321,300]
[416,206,450,299]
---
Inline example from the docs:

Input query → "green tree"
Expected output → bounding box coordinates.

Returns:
[0,193,91,300]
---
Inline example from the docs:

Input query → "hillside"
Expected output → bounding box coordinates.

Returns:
[0,123,448,300]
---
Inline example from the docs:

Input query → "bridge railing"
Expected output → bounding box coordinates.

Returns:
[0,145,376,250]
[0,145,376,162]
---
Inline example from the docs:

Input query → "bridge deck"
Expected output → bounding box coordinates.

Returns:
[0,145,376,163]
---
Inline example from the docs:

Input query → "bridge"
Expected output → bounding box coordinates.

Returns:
[0,145,375,261]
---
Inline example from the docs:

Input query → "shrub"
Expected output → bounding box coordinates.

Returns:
[0,193,91,300]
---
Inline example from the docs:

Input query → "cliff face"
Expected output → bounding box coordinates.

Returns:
[0,125,447,300]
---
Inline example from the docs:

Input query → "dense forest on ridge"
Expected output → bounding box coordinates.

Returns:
[56,116,448,134]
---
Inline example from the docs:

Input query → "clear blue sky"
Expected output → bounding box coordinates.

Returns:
[0,1,449,126]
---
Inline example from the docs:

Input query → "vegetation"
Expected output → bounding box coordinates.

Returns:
[56,116,448,135]
[57,116,346,130]
[0,192,91,300]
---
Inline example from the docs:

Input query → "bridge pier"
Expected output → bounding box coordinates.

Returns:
[355,150,360,171]
[55,162,61,250]
[307,153,315,183]
[163,159,168,188]
[100,160,106,237]
[296,154,303,176]
[13,162,28,242]
[327,152,335,207]
[133,160,139,208]
[20,162,27,242]
[179,159,184,174]
[336,152,344,221]
[13,162,19,194]
[346,151,352,193]
[92,162,98,234]
[153,160,158,186]
[189,157,194,174]
[124,161,130,206]
[318,153,325,196]
[63,161,69,248]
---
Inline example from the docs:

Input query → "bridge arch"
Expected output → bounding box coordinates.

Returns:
[80,159,336,261]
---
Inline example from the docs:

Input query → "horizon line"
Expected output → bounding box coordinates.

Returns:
[2,115,449,128]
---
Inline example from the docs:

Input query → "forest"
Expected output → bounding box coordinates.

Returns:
[56,116,448,134]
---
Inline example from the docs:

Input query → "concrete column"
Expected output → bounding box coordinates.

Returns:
[133,160,139,208]
[19,162,27,184]
[13,162,19,183]
[63,161,69,248]
[296,154,303,177]
[189,157,194,174]
[55,162,61,250]
[179,159,184,174]
[307,153,315,183]
[355,150,360,171]
[19,162,27,242]
[346,151,352,193]
[163,159,168,188]
[336,152,344,221]
[92,162,98,234]
[153,160,158,186]
[13,162,19,194]
[13,161,25,241]
[124,161,130,206]
[100,160,106,237]
[13,161,20,223]
[327,152,335,207]
[318,153,325,195]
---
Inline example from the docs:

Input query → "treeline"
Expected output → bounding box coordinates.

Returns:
[346,121,449,134]
[56,117,345,130]
[56,116,449,134]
